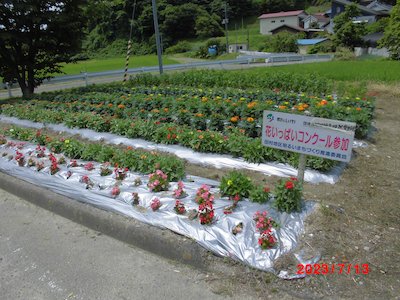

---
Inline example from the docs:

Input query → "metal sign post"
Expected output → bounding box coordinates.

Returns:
[297,154,307,184]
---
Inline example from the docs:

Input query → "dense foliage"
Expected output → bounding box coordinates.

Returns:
[380,0,400,60]
[333,3,366,49]
[0,0,85,97]
[130,70,333,95]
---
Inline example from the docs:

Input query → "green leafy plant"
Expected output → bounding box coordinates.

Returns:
[274,177,303,213]
[220,170,254,200]
[250,186,271,204]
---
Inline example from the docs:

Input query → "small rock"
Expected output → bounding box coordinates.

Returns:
[355,246,359,250]
[359,281,364,285]
[364,246,370,251]
[309,233,314,237]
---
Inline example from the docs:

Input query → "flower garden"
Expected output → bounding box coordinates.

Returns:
[0,71,375,274]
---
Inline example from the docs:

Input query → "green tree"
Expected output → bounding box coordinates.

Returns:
[264,32,302,53]
[333,3,366,49]
[380,0,400,60]
[257,0,306,13]
[195,14,223,38]
[0,0,85,98]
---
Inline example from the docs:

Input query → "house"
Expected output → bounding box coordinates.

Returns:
[354,32,390,57]
[303,13,330,30]
[297,38,330,54]
[258,10,308,35]
[326,0,392,33]
[330,0,391,20]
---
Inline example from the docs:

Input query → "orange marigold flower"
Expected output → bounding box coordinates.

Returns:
[247,101,257,109]
[247,117,255,122]
[297,106,305,111]
[230,116,239,123]
[320,99,328,106]
[164,108,169,112]
[198,135,204,139]
[278,105,287,110]
[117,104,125,109]
[356,107,362,111]
[108,103,113,107]
[195,113,204,117]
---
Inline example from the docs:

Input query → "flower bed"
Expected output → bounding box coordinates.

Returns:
[1,126,185,181]
[0,132,315,273]
[0,83,374,173]
[8,85,374,138]
[0,117,349,184]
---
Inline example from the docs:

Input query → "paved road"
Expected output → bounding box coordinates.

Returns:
[0,189,241,300]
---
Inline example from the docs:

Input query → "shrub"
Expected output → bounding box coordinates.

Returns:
[165,41,192,54]
[250,186,271,204]
[274,177,302,213]
[334,47,356,61]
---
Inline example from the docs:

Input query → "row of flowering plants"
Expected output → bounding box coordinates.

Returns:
[0,106,336,171]
[0,126,185,181]
[2,84,374,139]
[0,133,307,254]
[2,128,303,214]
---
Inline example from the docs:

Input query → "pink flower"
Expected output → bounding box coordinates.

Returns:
[150,198,161,211]
[84,162,95,171]
[111,186,120,197]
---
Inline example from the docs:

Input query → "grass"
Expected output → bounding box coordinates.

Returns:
[247,60,400,82]
[225,16,267,51]
[59,55,179,76]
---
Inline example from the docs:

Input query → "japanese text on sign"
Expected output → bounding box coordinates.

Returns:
[262,111,356,162]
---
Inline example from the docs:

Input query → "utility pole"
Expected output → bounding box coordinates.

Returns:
[222,2,229,54]
[152,0,163,74]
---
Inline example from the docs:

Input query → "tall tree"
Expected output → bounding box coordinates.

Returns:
[333,3,366,49]
[380,0,400,60]
[0,1,85,97]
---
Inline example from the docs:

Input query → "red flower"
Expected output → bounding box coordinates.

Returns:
[285,181,294,189]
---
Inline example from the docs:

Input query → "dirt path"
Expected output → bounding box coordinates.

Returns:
[204,83,400,299]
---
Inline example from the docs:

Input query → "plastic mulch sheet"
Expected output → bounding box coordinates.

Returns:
[0,140,316,275]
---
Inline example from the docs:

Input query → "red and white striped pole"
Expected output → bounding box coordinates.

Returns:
[123,1,136,82]
[123,39,132,82]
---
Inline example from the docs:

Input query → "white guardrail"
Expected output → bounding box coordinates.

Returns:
[1,53,333,95]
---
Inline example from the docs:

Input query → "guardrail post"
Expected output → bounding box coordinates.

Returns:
[84,72,88,87]
[6,82,12,98]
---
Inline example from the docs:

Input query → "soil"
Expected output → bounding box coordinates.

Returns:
[202,83,400,299]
